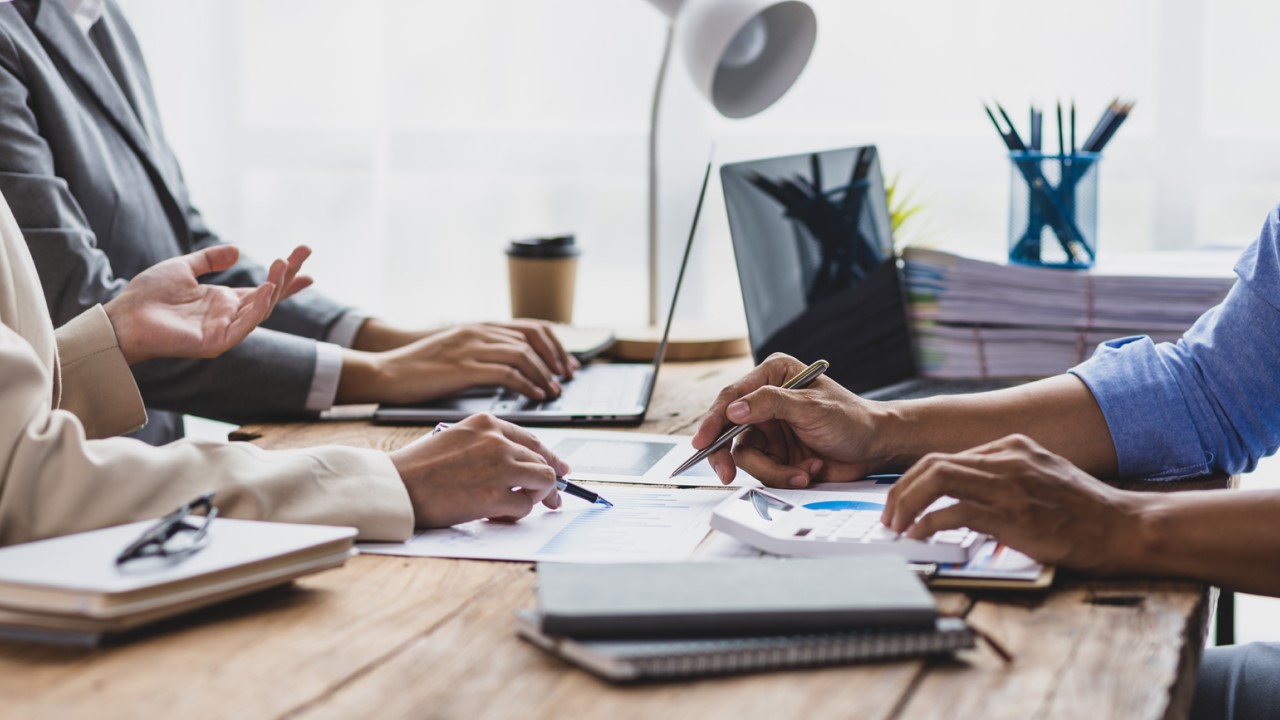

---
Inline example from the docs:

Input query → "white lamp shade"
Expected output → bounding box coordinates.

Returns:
[654,0,817,119]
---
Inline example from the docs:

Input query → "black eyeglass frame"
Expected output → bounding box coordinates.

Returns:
[115,491,218,566]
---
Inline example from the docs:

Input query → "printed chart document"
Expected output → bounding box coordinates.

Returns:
[529,429,760,488]
[360,486,731,563]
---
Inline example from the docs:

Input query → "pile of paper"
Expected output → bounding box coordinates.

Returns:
[903,247,1238,378]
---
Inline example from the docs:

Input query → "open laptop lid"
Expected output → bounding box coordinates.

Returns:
[638,155,715,408]
[720,146,918,394]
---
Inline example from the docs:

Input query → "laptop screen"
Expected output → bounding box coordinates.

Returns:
[720,146,917,393]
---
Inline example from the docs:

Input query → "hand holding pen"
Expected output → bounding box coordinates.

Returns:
[431,423,613,509]
[686,357,884,489]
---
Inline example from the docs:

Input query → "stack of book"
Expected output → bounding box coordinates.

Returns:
[903,247,1238,379]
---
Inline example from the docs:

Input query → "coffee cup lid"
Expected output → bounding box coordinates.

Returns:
[507,235,580,259]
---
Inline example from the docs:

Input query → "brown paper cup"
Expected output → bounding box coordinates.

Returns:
[507,255,578,324]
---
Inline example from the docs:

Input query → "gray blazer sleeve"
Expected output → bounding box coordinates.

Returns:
[0,25,336,422]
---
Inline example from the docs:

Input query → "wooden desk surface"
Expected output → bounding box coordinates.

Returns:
[0,358,1225,720]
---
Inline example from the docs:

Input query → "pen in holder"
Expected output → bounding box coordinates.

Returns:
[1008,151,1099,269]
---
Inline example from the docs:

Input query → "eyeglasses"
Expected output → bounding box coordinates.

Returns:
[116,491,218,566]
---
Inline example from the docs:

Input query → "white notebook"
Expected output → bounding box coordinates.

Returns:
[0,519,356,643]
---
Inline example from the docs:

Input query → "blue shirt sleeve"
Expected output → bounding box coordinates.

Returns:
[1070,205,1280,479]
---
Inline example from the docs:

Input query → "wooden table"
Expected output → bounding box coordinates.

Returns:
[0,358,1226,720]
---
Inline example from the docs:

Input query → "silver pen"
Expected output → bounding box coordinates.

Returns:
[669,359,830,478]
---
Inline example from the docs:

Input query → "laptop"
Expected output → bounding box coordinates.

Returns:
[720,145,1015,401]
[373,160,713,425]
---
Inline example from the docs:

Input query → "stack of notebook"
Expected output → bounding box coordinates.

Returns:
[518,556,974,682]
[903,247,1238,378]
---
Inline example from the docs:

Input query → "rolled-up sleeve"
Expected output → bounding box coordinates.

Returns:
[1070,208,1280,479]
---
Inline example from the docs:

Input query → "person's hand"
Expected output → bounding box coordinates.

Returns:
[104,245,312,365]
[691,353,885,488]
[353,318,578,380]
[881,433,1139,572]
[481,319,579,379]
[338,322,577,405]
[388,413,566,527]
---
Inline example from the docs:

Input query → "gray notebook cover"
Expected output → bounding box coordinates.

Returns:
[535,556,935,639]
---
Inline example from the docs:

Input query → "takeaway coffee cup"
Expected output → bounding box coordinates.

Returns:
[506,235,579,324]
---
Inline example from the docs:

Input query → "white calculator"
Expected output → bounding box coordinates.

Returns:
[710,487,986,564]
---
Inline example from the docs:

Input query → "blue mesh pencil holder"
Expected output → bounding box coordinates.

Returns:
[1008,151,1100,269]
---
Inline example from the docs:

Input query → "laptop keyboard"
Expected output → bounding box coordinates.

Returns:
[493,368,650,414]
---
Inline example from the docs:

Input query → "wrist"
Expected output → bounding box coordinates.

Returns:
[867,399,923,472]
[102,298,143,365]
[388,446,430,524]
[353,318,426,352]
[336,348,390,404]
[1103,491,1169,576]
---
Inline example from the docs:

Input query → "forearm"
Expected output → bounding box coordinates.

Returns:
[874,374,1118,476]
[352,317,434,353]
[1121,489,1280,596]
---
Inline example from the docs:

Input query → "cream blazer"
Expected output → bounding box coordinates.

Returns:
[0,193,413,546]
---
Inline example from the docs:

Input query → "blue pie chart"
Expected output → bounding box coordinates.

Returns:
[803,500,885,512]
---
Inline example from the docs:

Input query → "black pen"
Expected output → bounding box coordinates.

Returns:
[430,423,613,508]
[669,360,830,479]
[1056,101,1065,157]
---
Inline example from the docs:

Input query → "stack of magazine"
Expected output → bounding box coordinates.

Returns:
[903,247,1238,379]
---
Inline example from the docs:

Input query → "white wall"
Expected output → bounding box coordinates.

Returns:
[119,0,1280,332]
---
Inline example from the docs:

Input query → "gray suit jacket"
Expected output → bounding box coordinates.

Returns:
[0,0,352,444]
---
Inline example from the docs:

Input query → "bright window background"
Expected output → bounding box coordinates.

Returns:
[119,0,1280,332]
[131,0,1280,643]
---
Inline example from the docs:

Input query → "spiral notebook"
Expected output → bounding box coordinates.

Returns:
[517,610,974,682]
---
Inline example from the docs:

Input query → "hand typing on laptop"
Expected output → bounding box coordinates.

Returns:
[336,320,578,406]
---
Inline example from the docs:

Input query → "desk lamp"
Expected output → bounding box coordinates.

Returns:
[617,0,817,361]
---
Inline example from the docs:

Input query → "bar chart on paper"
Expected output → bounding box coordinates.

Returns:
[359,486,729,563]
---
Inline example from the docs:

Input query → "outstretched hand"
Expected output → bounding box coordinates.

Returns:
[104,245,312,365]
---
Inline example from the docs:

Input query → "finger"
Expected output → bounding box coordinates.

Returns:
[495,421,570,475]
[886,460,1003,534]
[706,448,738,485]
[491,487,537,521]
[282,274,314,299]
[692,355,807,449]
[538,323,574,379]
[904,502,1004,541]
[724,385,824,427]
[502,462,558,517]
[731,438,812,489]
[221,283,276,353]
[541,488,563,510]
[477,343,558,397]
[469,362,548,401]
[185,245,241,277]
[276,246,312,304]
[265,258,287,307]
[885,451,960,524]
[507,321,567,378]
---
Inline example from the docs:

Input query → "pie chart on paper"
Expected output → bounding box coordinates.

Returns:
[803,500,885,512]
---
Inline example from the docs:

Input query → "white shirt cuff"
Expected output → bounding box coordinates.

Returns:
[305,341,345,412]
[326,311,368,348]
